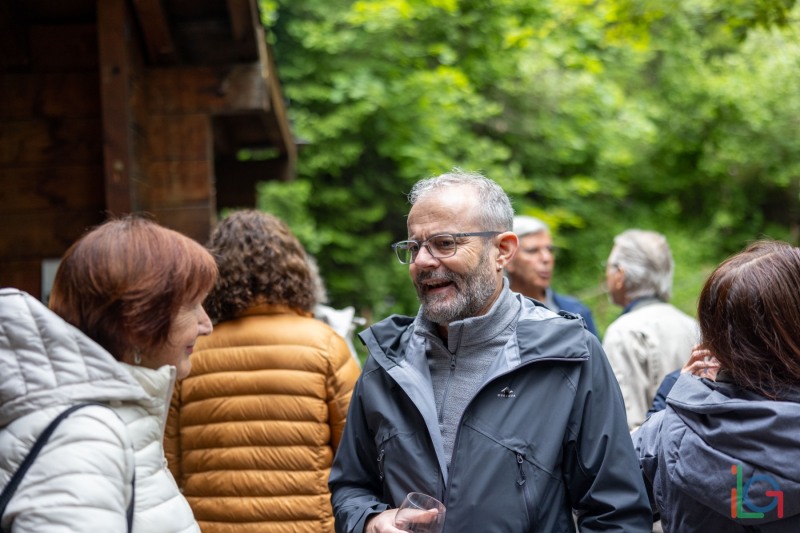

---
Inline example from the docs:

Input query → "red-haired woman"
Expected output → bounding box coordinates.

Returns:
[0,215,217,532]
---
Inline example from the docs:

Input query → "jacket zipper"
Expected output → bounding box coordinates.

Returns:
[516,452,535,525]
[437,354,457,424]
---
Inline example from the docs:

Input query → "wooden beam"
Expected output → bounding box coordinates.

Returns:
[147,65,269,114]
[131,0,178,64]
[97,0,135,214]
[226,0,253,45]
[258,29,296,162]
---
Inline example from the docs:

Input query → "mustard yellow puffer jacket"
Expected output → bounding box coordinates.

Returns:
[164,304,361,533]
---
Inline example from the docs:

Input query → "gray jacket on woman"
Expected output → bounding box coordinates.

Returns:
[329,292,651,532]
[634,373,800,532]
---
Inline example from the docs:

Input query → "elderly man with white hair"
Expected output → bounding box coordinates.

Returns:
[603,229,699,431]
[506,215,599,337]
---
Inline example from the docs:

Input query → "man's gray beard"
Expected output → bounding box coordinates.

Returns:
[418,251,496,325]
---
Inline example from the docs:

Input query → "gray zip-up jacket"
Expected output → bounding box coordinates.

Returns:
[634,373,800,532]
[329,293,652,532]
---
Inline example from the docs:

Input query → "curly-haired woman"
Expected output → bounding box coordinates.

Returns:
[165,210,361,533]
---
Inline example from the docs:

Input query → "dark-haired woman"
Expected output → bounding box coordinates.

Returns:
[0,216,217,532]
[634,240,800,532]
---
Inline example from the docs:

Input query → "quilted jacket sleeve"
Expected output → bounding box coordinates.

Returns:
[326,332,361,451]
[2,405,135,533]
[163,380,183,484]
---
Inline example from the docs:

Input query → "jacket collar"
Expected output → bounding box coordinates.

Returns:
[360,287,591,369]
[413,279,520,354]
[622,295,664,315]
[236,302,313,319]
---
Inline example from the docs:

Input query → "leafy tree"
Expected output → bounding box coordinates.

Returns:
[256,0,799,336]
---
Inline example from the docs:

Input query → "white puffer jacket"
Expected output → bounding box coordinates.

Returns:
[0,288,199,533]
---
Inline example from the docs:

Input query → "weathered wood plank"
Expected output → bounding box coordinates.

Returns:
[143,160,212,206]
[261,32,296,159]
[0,118,102,165]
[0,1,30,69]
[174,19,259,63]
[226,0,256,47]
[146,114,211,161]
[146,65,268,114]
[132,0,178,64]
[97,0,134,214]
[0,261,41,299]
[0,210,105,260]
[149,205,215,244]
[29,24,98,71]
[0,165,104,211]
[0,73,100,119]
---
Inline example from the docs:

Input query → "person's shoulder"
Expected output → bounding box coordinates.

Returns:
[635,302,698,331]
[552,291,591,314]
[11,403,132,455]
[517,304,595,359]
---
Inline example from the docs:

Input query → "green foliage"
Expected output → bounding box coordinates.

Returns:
[257,0,800,332]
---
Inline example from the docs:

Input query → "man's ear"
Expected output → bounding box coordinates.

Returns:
[495,231,519,270]
[611,266,626,291]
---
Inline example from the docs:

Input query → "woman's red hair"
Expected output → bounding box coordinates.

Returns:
[49,215,217,360]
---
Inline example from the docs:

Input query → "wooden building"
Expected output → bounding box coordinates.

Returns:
[0,0,296,299]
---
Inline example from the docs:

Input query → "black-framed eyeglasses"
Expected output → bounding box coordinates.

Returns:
[391,232,501,264]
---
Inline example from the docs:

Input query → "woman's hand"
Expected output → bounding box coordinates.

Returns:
[682,344,720,380]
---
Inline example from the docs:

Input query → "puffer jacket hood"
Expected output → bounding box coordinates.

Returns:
[0,288,148,426]
[636,373,800,530]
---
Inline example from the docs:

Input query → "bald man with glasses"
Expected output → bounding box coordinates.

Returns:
[329,169,652,533]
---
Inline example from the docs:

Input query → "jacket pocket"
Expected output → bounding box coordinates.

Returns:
[375,429,441,507]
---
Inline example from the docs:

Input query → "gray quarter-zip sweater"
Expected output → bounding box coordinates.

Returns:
[415,280,520,469]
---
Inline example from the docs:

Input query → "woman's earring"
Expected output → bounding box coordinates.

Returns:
[133,350,142,365]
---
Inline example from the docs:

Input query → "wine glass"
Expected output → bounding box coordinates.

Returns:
[393,492,446,533]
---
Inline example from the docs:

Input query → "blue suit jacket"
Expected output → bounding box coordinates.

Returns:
[552,292,599,339]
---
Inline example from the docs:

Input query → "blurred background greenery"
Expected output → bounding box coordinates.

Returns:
[245,0,799,346]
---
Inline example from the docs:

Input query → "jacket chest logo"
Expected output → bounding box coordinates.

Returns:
[498,386,516,398]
